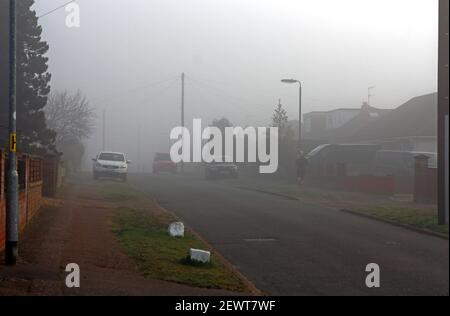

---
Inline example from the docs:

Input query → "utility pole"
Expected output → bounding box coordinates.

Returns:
[181,72,185,173]
[438,0,449,225]
[102,109,106,151]
[6,0,18,265]
[138,124,141,173]
[298,82,302,149]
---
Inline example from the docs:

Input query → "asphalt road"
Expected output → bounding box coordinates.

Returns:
[130,173,449,296]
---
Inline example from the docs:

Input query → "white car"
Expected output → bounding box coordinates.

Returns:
[92,151,130,182]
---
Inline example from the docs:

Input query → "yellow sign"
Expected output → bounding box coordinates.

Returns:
[10,133,16,152]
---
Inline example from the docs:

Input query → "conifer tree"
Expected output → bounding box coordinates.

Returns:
[17,0,55,153]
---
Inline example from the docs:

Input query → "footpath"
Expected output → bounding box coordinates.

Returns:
[0,178,253,296]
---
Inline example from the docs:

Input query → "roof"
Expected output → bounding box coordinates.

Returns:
[347,93,438,142]
[326,106,393,143]
[304,108,361,116]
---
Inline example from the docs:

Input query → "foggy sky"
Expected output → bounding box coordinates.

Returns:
[33,0,439,171]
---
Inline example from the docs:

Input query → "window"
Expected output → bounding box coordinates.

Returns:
[98,153,125,162]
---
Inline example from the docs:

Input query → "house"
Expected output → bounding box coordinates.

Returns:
[324,103,392,143]
[303,108,360,137]
[303,104,392,141]
[302,93,438,153]
[346,93,438,152]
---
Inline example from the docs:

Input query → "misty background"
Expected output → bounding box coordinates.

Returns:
[33,0,439,171]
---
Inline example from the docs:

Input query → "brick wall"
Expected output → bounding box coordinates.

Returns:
[0,150,5,249]
[414,167,438,204]
[0,150,44,251]
[413,155,438,204]
[306,175,397,195]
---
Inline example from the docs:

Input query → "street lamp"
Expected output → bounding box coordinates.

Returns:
[281,78,302,149]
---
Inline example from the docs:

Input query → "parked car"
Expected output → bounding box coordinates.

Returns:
[153,153,177,174]
[372,150,437,177]
[93,151,130,182]
[305,144,381,176]
[204,157,238,180]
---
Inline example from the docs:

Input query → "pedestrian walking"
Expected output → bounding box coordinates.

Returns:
[296,151,308,185]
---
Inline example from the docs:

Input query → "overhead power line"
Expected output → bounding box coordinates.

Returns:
[106,78,179,112]
[186,75,268,110]
[38,0,77,19]
[90,76,179,105]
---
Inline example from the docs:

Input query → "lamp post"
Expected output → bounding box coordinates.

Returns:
[281,79,302,149]
[181,72,185,173]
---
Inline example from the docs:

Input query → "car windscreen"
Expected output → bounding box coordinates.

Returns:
[98,153,125,162]
[330,145,380,163]
[305,145,329,159]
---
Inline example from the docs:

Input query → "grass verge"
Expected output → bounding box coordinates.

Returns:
[111,207,247,292]
[100,182,144,202]
[349,206,448,236]
[240,181,448,236]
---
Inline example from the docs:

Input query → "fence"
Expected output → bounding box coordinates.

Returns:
[0,149,44,250]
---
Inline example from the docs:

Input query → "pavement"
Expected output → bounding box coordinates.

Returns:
[130,172,449,296]
[0,180,243,296]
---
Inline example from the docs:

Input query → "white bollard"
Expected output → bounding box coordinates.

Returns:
[189,249,211,264]
[168,222,185,237]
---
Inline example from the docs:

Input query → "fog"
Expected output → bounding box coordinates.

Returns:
[33,0,439,171]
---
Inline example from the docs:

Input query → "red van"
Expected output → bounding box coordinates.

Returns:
[153,153,177,174]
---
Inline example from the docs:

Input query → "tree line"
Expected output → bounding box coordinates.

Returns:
[210,99,298,179]
[6,0,95,172]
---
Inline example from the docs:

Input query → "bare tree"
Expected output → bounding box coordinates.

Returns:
[45,90,95,173]
[45,90,95,145]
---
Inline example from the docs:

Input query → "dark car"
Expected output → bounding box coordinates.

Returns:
[153,153,177,174]
[204,157,238,180]
[305,144,381,176]
[373,150,437,177]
